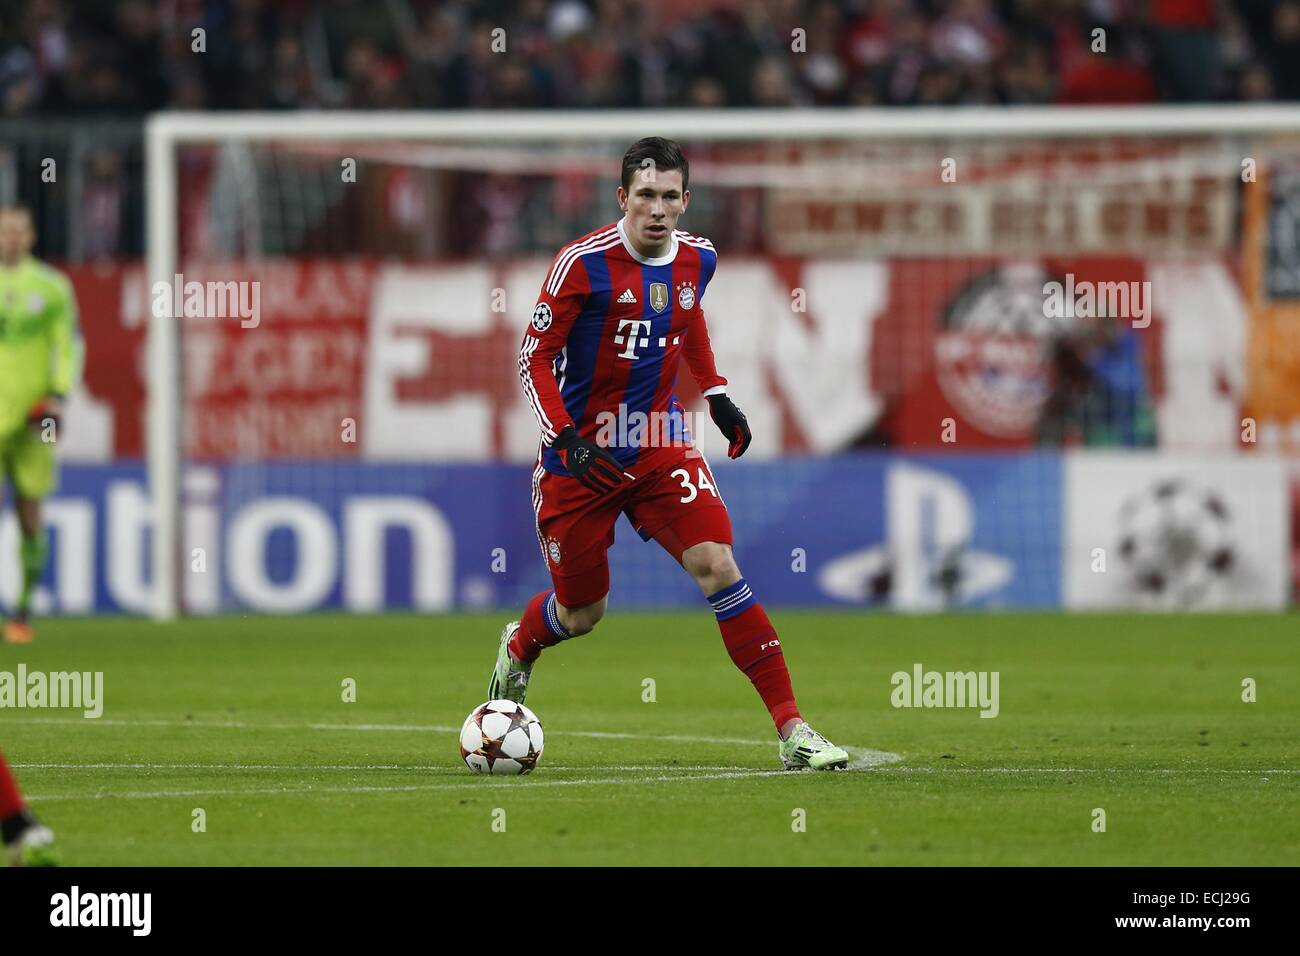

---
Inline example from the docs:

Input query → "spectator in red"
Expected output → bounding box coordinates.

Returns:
[1149,0,1220,101]
[1055,26,1157,104]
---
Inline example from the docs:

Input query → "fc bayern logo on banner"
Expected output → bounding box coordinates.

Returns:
[935,264,1063,438]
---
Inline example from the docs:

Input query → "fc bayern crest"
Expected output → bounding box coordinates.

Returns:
[677,282,696,310]
[531,302,553,332]
[547,537,562,565]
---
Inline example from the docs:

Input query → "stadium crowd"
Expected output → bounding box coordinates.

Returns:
[0,0,1296,116]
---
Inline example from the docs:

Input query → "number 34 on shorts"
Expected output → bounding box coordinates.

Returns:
[668,464,720,504]
[624,452,732,555]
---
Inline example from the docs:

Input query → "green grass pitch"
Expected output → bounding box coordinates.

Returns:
[4,612,1298,865]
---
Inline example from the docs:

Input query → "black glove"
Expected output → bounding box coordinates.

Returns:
[706,394,752,459]
[552,425,630,494]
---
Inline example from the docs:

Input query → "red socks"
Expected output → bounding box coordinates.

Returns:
[0,750,27,822]
[507,581,802,734]
[708,579,802,731]
[508,590,572,664]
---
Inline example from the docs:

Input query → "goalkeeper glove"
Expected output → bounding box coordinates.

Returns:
[706,393,752,459]
[552,425,630,494]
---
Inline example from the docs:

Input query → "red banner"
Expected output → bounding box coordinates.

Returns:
[63,255,1242,461]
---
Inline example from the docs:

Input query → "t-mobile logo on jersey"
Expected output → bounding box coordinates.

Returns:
[615,318,685,361]
[614,318,653,359]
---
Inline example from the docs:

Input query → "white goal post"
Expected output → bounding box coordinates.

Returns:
[144,104,1300,620]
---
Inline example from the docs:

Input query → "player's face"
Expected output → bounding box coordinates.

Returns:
[0,210,34,265]
[618,168,688,256]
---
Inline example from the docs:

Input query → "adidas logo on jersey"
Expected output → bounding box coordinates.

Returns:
[617,288,638,303]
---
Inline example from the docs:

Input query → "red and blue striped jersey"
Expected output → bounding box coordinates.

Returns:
[519,217,727,476]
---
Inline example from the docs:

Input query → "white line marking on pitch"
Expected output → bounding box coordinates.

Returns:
[14,718,1295,779]
[10,715,812,747]
[26,769,793,802]
[13,763,756,773]
[10,715,902,790]
[27,761,1296,804]
[18,747,898,800]
[868,767,1300,774]
[10,716,904,769]
[17,762,1296,776]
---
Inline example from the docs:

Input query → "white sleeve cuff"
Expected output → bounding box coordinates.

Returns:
[701,385,727,398]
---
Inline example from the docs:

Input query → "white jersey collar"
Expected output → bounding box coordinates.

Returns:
[617,216,678,266]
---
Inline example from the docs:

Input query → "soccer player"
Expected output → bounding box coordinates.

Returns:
[0,748,57,866]
[490,137,849,770]
[0,205,82,644]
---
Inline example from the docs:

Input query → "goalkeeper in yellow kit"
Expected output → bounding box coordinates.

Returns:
[0,206,82,644]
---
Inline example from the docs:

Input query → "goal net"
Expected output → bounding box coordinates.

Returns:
[144,108,1300,618]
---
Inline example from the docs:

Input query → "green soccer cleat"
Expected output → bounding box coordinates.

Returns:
[779,723,850,771]
[487,620,533,705]
[8,824,58,867]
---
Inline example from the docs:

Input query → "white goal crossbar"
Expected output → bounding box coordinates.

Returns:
[144,104,1300,619]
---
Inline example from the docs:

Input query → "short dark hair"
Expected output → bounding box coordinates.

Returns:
[621,137,689,192]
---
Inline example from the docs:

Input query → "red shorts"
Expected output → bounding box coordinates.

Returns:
[531,444,732,607]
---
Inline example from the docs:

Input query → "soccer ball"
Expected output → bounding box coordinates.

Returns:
[1115,478,1234,607]
[459,699,544,775]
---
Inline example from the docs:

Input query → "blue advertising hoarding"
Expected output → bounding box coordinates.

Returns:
[6,454,1063,615]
